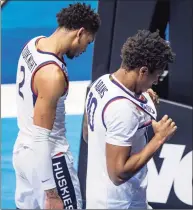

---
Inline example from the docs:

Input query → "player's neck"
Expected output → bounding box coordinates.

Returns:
[113,68,138,94]
[38,29,72,58]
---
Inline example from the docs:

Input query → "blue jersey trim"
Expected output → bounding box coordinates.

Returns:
[101,96,129,129]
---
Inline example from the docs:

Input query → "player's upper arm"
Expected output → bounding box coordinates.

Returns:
[33,64,67,130]
[104,99,139,146]
[104,99,139,185]
[82,86,91,143]
[82,110,88,143]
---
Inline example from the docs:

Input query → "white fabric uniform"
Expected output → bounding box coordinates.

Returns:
[13,36,82,209]
[86,74,157,209]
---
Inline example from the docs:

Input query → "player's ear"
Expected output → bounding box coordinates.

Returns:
[139,66,148,78]
[77,27,85,41]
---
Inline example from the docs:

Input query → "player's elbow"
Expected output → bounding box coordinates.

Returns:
[109,174,124,186]
[107,166,126,186]
[108,165,134,186]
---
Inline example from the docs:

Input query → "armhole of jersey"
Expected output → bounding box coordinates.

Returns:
[101,96,129,130]
[31,61,69,97]
[102,97,153,131]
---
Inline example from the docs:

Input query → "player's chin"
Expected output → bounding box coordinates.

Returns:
[66,54,74,59]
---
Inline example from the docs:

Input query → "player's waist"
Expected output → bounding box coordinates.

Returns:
[17,125,66,137]
[16,130,33,142]
[87,178,147,207]
[87,166,148,190]
[15,130,69,149]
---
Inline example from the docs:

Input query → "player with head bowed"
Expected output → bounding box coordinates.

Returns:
[83,30,177,209]
[13,3,100,209]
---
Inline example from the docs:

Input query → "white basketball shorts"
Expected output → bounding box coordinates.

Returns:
[12,146,82,209]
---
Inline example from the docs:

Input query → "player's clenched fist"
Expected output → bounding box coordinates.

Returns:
[152,115,177,144]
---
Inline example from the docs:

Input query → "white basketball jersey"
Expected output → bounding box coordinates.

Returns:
[86,74,157,209]
[14,36,69,156]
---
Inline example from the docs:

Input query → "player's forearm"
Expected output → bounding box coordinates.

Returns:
[119,135,163,182]
[33,109,57,190]
[32,125,56,190]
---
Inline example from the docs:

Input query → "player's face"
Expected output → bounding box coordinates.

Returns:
[136,67,163,94]
[66,28,94,59]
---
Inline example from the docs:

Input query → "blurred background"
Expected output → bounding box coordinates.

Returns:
[1,0,192,209]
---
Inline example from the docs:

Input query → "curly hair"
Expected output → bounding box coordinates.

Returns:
[121,30,176,73]
[56,3,101,34]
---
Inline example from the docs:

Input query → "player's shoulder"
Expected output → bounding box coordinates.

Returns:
[103,96,139,127]
[107,96,137,112]
[34,65,66,97]
[103,96,139,122]
[35,64,65,83]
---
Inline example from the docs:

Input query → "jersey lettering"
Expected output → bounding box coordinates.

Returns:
[22,45,37,72]
[94,79,108,98]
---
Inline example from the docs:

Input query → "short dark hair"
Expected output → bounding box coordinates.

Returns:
[56,3,101,34]
[121,30,176,73]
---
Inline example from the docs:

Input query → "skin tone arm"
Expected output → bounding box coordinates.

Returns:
[82,86,91,143]
[33,64,67,209]
[106,115,177,185]
[83,109,88,143]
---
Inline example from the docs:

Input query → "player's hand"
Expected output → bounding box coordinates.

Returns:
[45,188,64,209]
[147,88,159,107]
[152,115,177,144]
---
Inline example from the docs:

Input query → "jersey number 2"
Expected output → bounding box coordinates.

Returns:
[18,66,25,99]
[87,92,97,131]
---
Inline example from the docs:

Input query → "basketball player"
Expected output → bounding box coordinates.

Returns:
[84,30,176,209]
[12,3,100,209]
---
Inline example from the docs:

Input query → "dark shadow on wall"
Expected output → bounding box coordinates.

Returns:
[149,0,170,101]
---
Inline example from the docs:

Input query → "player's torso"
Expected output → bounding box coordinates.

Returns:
[86,74,156,153]
[15,36,69,154]
[86,74,157,206]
